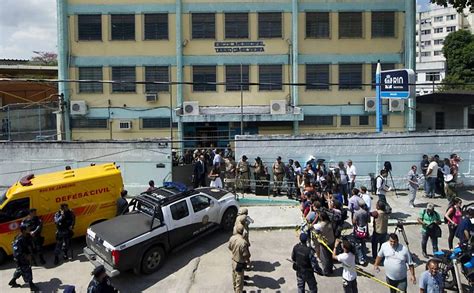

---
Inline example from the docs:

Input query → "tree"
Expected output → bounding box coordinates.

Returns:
[441,30,474,90]
[30,51,58,65]
[430,0,473,12]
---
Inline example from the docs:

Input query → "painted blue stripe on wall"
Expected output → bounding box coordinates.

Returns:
[87,107,171,119]
[300,54,402,64]
[68,4,176,14]
[184,55,288,65]
[302,105,390,115]
[72,56,176,67]
[299,1,404,12]
[183,2,291,12]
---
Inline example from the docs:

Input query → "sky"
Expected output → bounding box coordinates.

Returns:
[0,0,433,60]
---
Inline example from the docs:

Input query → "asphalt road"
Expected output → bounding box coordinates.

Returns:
[0,223,470,293]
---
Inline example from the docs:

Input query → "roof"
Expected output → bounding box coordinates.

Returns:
[417,92,474,106]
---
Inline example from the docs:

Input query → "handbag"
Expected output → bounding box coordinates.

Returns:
[427,223,442,238]
[355,225,369,239]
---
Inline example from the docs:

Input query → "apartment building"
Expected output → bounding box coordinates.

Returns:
[416,5,473,95]
[57,0,416,146]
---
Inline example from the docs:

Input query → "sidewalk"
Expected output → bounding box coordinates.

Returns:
[237,188,474,230]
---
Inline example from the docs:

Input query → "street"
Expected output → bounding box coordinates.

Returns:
[0,223,467,292]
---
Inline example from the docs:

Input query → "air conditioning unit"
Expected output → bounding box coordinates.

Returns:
[70,100,87,115]
[270,100,286,115]
[145,93,158,103]
[119,120,132,130]
[364,97,376,112]
[389,98,405,112]
[183,101,199,116]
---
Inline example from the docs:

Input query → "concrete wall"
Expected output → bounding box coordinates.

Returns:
[235,130,474,188]
[0,141,172,195]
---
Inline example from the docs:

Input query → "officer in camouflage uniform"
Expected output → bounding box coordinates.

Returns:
[54,203,76,265]
[21,208,46,265]
[8,224,39,291]
[228,224,250,293]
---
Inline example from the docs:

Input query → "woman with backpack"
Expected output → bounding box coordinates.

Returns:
[444,197,463,250]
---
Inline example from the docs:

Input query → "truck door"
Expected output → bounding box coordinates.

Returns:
[189,194,219,232]
[167,199,193,247]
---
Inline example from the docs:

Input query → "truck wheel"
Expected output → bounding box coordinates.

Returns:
[221,208,237,231]
[140,246,165,274]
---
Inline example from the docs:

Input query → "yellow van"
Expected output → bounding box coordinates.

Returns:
[0,163,123,263]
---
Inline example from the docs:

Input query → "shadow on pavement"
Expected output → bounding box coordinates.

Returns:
[34,277,74,292]
[251,260,281,273]
[389,211,411,220]
[245,275,285,290]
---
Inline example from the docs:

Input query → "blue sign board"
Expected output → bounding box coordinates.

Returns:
[380,69,415,99]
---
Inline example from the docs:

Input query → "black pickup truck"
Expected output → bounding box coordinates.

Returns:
[83,186,239,275]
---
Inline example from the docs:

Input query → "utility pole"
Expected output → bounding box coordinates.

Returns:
[376,61,383,133]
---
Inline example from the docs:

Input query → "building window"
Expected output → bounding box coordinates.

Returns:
[421,51,431,57]
[225,13,248,39]
[71,118,108,129]
[422,40,431,46]
[258,12,282,38]
[306,12,330,38]
[434,27,443,33]
[192,13,215,39]
[78,67,103,93]
[434,16,443,22]
[142,118,175,129]
[339,64,363,90]
[434,39,444,45]
[306,64,330,90]
[301,115,334,126]
[259,65,282,91]
[434,50,442,56]
[193,66,216,92]
[426,72,441,81]
[145,66,169,92]
[78,15,102,41]
[144,14,168,40]
[447,14,456,20]
[341,115,351,126]
[339,12,362,38]
[111,66,136,92]
[111,14,135,40]
[446,26,456,32]
[421,29,431,35]
[371,11,395,37]
[225,65,249,91]
[359,115,369,126]
[371,63,396,89]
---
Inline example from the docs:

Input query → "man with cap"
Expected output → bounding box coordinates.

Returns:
[272,156,285,196]
[417,203,442,258]
[234,208,253,244]
[228,224,251,293]
[54,203,76,265]
[237,155,251,193]
[8,224,40,291]
[87,265,118,293]
[291,233,321,293]
[21,208,46,265]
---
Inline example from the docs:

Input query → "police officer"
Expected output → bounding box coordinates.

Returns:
[234,208,254,269]
[54,203,76,265]
[21,208,46,265]
[228,224,250,293]
[291,233,322,293]
[87,265,118,293]
[8,224,39,291]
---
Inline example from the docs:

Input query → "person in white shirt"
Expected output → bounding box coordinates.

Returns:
[212,150,224,168]
[425,157,438,198]
[333,238,358,293]
[360,186,372,211]
[346,160,357,190]
[376,169,392,213]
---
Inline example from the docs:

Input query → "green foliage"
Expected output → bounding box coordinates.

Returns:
[430,0,473,13]
[441,30,474,90]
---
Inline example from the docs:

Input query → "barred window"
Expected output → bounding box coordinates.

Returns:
[111,67,136,92]
[142,118,176,129]
[301,115,334,126]
[371,63,396,89]
[78,67,103,93]
[192,13,215,39]
[259,65,282,91]
[359,115,369,126]
[145,66,169,92]
[339,12,362,38]
[78,15,102,41]
[258,13,282,38]
[371,12,395,38]
[111,14,135,40]
[339,64,363,90]
[226,65,249,91]
[446,26,456,32]
[225,13,248,39]
[434,28,443,33]
[306,12,330,38]
[71,118,108,129]
[341,115,351,126]
[306,64,330,90]
[144,14,168,40]
[193,66,216,92]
